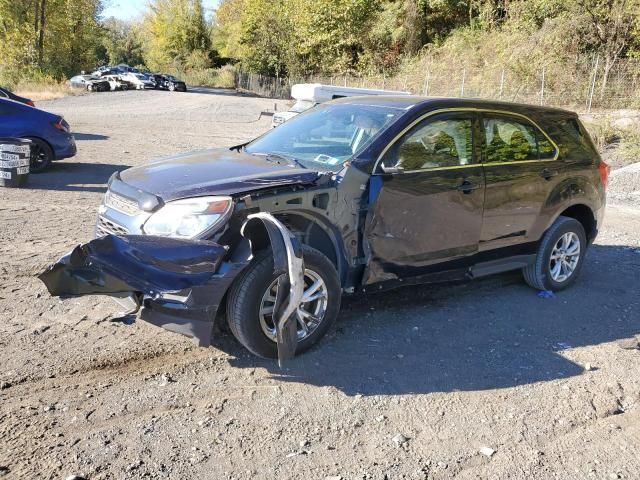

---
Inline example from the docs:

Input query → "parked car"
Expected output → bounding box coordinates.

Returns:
[159,75,187,92]
[0,86,35,107]
[149,74,165,89]
[104,75,129,91]
[41,97,607,359]
[0,97,76,172]
[271,83,409,127]
[121,72,154,90]
[91,68,119,77]
[115,64,139,74]
[69,75,110,92]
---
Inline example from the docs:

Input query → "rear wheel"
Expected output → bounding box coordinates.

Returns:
[87,84,93,92]
[27,137,54,173]
[522,216,587,291]
[226,246,341,358]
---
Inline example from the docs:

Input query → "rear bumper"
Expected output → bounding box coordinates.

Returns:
[53,135,77,160]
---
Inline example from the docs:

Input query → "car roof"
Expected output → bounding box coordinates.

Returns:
[330,95,578,116]
[0,96,26,107]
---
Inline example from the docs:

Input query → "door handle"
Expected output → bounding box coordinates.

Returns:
[457,180,480,194]
[540,168,558,180]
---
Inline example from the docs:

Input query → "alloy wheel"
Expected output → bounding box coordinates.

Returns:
[30,143,47,171]
[259,269,328,342]
[549,232,581,283]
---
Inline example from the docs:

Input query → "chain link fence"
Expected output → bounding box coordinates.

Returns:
[235,57,640,113]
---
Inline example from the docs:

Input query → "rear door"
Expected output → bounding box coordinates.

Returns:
[363,111,485,283]
[479,112,560,251]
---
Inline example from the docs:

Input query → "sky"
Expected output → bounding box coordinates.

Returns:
[101,0,220,21]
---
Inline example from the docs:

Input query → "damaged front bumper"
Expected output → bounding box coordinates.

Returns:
[39,234,243,347]
[39,214,305,362]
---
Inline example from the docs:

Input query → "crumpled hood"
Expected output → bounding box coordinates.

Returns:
[118,148,321,202]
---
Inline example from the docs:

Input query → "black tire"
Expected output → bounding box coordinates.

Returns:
[169,84,175,92]
[522,216,587,291]
[226,246,341,358]
[27,137,54,173]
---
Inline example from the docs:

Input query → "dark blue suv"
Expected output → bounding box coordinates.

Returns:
[0,98,76,172]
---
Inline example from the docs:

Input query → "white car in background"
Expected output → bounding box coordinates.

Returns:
[104,75,129,91]
[122,72,154,90]
[271,83,411,127]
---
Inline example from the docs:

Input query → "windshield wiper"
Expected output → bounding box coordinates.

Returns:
[252,152,306,169]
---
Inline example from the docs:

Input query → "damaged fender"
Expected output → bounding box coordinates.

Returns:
[242,213,305,365]
[39,214,306,362]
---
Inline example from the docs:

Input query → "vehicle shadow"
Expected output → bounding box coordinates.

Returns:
[27,162,130,193]
[72,132,109,141]
[215,244,640,396]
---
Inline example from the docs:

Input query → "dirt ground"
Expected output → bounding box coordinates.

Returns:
[1,89,639,480]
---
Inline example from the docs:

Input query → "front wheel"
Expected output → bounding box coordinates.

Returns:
[226,246,341,358]
[522,216,587,291]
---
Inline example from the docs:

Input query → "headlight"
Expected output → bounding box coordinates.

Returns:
[143,196,232,238]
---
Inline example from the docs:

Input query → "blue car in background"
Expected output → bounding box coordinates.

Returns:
[0,97,76,172]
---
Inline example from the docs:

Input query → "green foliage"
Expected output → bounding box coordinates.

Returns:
[0,0,104,80]
[1,0,640,94]
[212,0,640,79]
[100,18,145,67]
[140,0,214,71]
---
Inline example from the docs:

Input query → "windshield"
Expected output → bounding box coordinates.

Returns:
[165,75,178,81]
[135,74,147,80]
[289,100,316,113]
[246,103,403,171]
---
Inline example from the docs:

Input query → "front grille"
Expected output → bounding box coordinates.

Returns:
[104,191,140,216]
[96,216,129,237]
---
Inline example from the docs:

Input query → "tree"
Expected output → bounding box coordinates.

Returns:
[575,0,640,95]
[101,18,145,67]
[140,0,215,71]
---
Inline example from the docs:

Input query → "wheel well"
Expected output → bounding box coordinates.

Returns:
[24,136,55,158]
[242,213,340,271]
[279,214,339,267]
[559,204,596,242]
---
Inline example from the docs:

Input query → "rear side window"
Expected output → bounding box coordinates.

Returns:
[545,116,598,159]
[483,116,557,163]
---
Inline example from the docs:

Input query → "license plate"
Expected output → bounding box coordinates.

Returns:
[0,153,19,161]
[0,171,11,179]
[16,166,29,175]
[0,145,29,155]
[0,158,29,168]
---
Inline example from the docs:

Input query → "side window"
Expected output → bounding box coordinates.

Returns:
[483,116,557,163]
[383,117,473,171]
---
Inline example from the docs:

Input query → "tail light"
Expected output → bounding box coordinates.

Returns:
[27,100,35,107]
[52,118,70,133]
[598,159,610,188]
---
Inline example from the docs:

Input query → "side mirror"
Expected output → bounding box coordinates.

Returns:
[380,164,405,174]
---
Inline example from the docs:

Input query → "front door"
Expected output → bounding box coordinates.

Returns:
[363,112,485,284]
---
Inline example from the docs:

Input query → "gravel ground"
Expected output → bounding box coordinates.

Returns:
[1,89,639,480]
